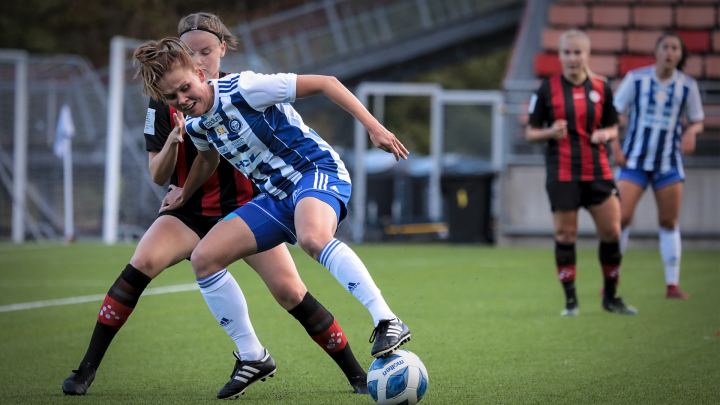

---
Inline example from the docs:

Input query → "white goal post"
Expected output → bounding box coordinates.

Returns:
[0,50,29,244]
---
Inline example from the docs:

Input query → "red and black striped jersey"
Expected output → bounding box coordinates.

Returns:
[529,75,619,182]
[143,73,254,217]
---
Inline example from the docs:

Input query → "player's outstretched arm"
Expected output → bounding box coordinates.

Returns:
[160,148,220,212]
[296,75,409,161]
[149,112,185,186]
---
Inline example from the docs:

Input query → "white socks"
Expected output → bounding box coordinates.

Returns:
[659,227,682,286]
[319,239,396,326]
[197,269,264,361]
[620,227,631,254]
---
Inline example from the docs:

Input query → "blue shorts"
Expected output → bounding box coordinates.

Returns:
[222,170,352,253]
[617,166,684,190]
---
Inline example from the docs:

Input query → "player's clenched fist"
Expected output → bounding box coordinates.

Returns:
[551,119,568,140]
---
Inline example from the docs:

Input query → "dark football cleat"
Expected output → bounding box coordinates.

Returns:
[666,285,689,300]
[217,349,276,400]
[62,362,96,395]
[369,318,411,358]
[602,296,638,315]
[561,299,579,316]
[348,373,369,394]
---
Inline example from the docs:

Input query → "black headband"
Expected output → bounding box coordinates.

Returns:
[179,27,223,43]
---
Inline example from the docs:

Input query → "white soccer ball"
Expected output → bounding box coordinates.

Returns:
[367,350,429,405]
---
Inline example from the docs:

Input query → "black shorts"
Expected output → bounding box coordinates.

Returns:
[546,180,619,212]
[157,208,223,239]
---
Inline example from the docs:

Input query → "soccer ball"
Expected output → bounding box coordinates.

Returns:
[367,350,429,405]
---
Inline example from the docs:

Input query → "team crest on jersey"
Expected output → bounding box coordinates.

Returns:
[204,113,223,128]
[589,90,601,103]
[229,117,242,132]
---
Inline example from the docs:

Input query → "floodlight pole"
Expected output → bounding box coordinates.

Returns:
[103,36,125,245]
[0,50,29,244]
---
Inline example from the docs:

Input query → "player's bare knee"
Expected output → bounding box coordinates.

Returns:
[129,254,160,277]
[274,287,305,310]
[297,234,327,261]
[190,248,218,279]
[659,218,677,230]
[620,214,633,229]
[555,227,577,244]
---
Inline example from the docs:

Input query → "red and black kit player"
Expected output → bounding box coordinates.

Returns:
[526,29,637,316]
[62,13,369,398]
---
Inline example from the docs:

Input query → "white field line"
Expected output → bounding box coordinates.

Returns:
[0,283,199,313]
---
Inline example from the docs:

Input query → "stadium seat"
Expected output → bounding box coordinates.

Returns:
[633,6,673,28]
[620,55,656,75]
[587,30,625,52]
[591,6,631,28]
[627,31,664,53]
[676,7,716,29]
[684,55,703,78]
[676,31,711,53]
[542,28,564,52]
[589,54,618,77]
[703,104,720,130]
[549,5,589,27]
[706,55,720,79]
[535,53,563,77]
[712,31,720,53]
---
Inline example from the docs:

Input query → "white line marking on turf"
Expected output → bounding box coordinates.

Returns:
[0,283,200,313]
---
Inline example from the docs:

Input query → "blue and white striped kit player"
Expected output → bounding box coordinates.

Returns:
[613,66,704,190]
[185,72,408,347]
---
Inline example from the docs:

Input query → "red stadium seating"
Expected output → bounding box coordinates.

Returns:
[587,30,625,52]
[676,31,711,53]
[706,55,720,78]
[634,6,673,29]
[620,55,656,75]
[589,54,618,77]
[627,30,664,54]
[542,28,564,52]
[591,6,631,28]
[541,0,719,80]
[549,5,589,27]
[676,7,716,29]
[535,53,563,77]
[684,55,704,77]
[704,104,720,130]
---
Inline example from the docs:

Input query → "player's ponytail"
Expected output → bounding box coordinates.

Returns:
[133,37,196,101]
[178,12,238,50]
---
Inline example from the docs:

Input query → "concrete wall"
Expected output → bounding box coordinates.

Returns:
[499,165,720,238]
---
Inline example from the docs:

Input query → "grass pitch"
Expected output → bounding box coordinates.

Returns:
[0,242,718,404]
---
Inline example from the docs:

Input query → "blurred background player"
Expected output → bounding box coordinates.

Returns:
[611,33,705,300]
[136,35,411,360]
[62,13,368,399]
[525,30,637,317]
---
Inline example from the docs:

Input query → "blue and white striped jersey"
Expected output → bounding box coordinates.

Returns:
[614,66,704,173]
[185,72,350,201]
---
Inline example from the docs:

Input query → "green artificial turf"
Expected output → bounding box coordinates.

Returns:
[0,242,718,404]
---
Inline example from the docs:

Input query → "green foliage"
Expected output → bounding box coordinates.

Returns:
[383,48,511,155]
[0,0,305,67]
[0,243,718,404]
